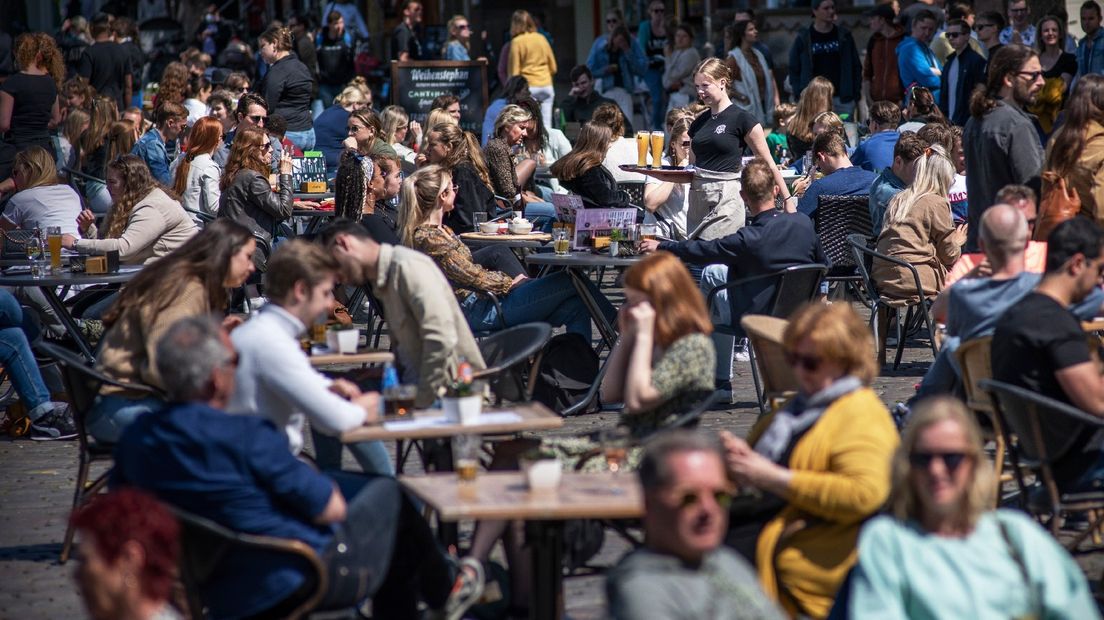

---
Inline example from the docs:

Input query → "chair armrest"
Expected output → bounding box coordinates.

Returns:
[62,167,106,185]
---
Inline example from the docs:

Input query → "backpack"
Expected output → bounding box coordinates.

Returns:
[531,333,599,414]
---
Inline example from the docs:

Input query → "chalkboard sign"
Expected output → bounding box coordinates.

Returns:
[390,60,489,137]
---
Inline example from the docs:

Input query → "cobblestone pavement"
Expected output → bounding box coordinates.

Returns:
[0,313,1098,619]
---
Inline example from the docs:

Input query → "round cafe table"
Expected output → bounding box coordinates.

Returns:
[0,267,141,361]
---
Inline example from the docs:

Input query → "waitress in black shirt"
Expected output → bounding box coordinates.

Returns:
[688,58,792,240]
[0,33,63,183]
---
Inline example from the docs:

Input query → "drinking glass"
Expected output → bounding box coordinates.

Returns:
[640,223,658,241]
[383,384,418,417]
[46,226,62,273]
[650,132,665,167]
[473,212,488,227]
[635,131,650,167]
[600,427,631,474]
[552,226,570,255]
[453,434,482,485]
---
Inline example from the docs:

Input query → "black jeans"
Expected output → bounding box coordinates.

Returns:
[472,245,526,278]
[321,472,453,618]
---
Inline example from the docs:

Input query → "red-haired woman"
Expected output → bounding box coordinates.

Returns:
[70,489,180,620]
[0,33,65,182]
[218,125,293,270]
[171,116,224,215]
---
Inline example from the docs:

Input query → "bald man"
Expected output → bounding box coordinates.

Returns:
[902,205,1104,412]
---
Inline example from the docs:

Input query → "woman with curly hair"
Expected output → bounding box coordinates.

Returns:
[153,61,189,107]
[63,154,198,266]
[0,33,65,182]
[218,125,293,270]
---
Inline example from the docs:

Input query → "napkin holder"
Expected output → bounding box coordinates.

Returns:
[106,250,120,273]
[301,181,327,193]
[84,256,107,274]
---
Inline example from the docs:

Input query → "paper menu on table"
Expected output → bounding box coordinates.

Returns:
[572,208,637,250]
[381,411,523,431]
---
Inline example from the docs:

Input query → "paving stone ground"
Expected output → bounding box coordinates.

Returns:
[0,300,1100,619]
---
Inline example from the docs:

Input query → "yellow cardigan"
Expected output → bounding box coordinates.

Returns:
[508,32,556,88]
[747,387,898,619]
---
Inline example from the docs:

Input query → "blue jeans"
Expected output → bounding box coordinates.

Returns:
[644,68,665,130]
[0,290,51,417]
[701,264,734,383]
[86,394,165,444]
[523,201,557,232]
[461,271,615,338]
[312,428,396,476]
[285,128,316,151]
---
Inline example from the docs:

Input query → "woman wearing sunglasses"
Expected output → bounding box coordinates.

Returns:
[719,302,898,618]
[642,117,692,240]
[845,397,1095,618]
[218,125,293,270]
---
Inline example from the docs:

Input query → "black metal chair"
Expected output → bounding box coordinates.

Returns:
[36,341,165,563]
[815,195,874,302]
[171,507,328,619]
[847,234,938,369]
[705,264,827,414]
[472,322,552,404]
[617,180,646,207]
[980,379,1104,552]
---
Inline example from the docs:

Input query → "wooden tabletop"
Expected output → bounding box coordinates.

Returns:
[400,471,643,521]
[308,348,394,367]
[1085,319,1104,332]
[341,401,562,442]
[460,232,551,242]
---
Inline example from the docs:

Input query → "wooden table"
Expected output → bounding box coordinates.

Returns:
[341,402,561,443]
[526,252,641,348]
[459,231,551,249]
[1084,318,1104,332]
[402,471,642,620]
[308,348,393,367]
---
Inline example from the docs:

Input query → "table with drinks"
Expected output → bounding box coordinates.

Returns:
[401,470,643,620]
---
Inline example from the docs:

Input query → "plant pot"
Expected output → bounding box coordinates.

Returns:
[522,458,562,493]
[442,395,482,424]
[326,328,359,354]
[609,240,620,257]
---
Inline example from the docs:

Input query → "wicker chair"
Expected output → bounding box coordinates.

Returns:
[814,194,874,302]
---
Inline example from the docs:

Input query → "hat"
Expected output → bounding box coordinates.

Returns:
[864,4,896,21]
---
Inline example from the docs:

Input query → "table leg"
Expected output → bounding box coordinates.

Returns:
[527,521,564,620]
[40,285,95,362]
[566,268,617,350]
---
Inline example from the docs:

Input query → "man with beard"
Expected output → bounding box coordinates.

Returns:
[963,45,1044,251]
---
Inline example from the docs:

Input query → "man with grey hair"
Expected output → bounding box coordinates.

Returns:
[112,316,485,620]
[904,204,1104,408]
[606,431,783,620]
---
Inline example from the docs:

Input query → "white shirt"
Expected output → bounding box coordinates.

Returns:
[604,137,647,183]
[182,98,208,125]
[643,156,689,239]
[3,184,83,236]
[228,304,367,454]
[169,152,221,215]
[947,55,960,121]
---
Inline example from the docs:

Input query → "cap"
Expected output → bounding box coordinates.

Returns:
[864,4,896,20]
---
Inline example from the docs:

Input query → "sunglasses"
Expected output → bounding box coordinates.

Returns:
[1017,70,1044,81]
[909,451,969,473]
[976,23,995,29]
[785,351,822,372]
[946,31,968,38]
[674,488,733,509]
[348,125,368,133]
[607,18,620,24]
[247,114,267,124]
[457,24,470,30]
[680,140,691,147]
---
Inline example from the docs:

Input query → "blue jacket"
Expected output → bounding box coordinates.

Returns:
[797,165,878,217]
[897,36,942,101]
[851,130,900,173]
[1077,28,1104,81]
[939,46,986,126]
[131,128,171,185]
[788,25,861,103]
[586,35,648,93]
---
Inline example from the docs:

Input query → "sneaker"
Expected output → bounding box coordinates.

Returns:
[30,404,77,441]
[443,557,485,620]
[733,338,750,363]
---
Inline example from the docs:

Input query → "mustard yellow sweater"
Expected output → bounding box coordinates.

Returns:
[508,32,556,88]
[747,387,898,619]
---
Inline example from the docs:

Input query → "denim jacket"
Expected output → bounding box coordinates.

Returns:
[586,35,648,92]
[1077,28,1104,80]
[131,128,171,185]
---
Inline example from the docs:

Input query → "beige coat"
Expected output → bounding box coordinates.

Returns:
[373,244,485,407]
[76,187,199,265]
[872,192,960,304]
[1044,120,1104,230]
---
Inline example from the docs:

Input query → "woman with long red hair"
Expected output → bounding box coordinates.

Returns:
[218,125,293,270]
[171,116,224,215]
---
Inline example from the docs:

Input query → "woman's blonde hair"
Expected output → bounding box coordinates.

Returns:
[431,122,492,188]
[783,302,877,385]
[590,101,626,138]
[79,96,119,167]
[426,108,457,131]
[398,164,452,247]
[105,120,137,165]
[693,57,732,90]
[334,85,367,108]
[667,117,692,160]
[885,144,954,226]
[381,105,410,144]
[812,110,846,141]
[493,104,532,139]
[790,76,835,143]
[549,122,613,183]
[444,15,471,56]
[889,396,995,528]
[510,10,537,37]
[13,146,59,191]
[63,108,90,152]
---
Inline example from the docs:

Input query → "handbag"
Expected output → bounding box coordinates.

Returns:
[1,230,38,259]
[1035,171,1081,241]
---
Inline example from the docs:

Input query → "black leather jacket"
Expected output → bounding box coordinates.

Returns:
[217,169,293,269]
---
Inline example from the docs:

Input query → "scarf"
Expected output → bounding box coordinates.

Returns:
[753,376,863,463]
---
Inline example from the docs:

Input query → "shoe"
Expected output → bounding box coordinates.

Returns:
[733,338,750,363]
[444,557,485,620]
[890,402,910,431]
[30,403,77,441]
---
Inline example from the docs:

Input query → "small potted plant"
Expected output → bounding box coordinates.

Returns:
[608,228,625,257]
[325,324,359,354]
[440,368,483,424]
[520,446,562,493]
